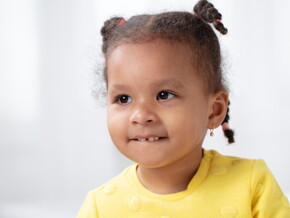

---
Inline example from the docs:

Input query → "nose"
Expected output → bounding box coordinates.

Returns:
[129,101,157,125]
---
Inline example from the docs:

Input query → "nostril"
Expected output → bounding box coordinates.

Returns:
[129,108,157,125]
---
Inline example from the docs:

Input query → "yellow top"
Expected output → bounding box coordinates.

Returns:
[77,150,290,217]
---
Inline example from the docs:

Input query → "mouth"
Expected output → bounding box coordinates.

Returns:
[131,137,166,142]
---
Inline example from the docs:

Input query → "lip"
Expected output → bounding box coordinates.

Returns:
[130,135,167,142]
[133,135,160,139]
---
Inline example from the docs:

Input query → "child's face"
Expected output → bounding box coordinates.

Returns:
[106,40,213,168]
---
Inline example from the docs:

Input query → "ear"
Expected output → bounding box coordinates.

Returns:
[207,91,228,129]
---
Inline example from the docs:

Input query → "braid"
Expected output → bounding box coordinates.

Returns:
[221,101,235,144]
[193,0,228,35]
[194,0,233,143]
[101,17,125,53]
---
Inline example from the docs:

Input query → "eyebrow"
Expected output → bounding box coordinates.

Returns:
[109,79,185,92]
[151,79,185,89]
[109,84,131,92]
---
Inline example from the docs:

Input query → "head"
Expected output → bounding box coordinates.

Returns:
[100,0,235,167]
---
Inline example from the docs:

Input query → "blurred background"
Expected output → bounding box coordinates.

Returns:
[0,0,289,217]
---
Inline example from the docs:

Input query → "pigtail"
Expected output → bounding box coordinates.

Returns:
[193,0,233,143]
[221,101,235,144]
[193,0,228,35]
[101,17,126,53]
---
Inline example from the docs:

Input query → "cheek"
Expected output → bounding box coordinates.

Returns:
[162,103,209,138]
[107,108,128,142]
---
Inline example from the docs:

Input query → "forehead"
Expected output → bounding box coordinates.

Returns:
[106,40,195,82]
[108,39,192,64]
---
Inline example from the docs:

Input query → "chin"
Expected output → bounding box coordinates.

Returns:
[134,157,173,169]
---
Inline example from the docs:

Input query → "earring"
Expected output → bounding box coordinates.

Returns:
[210,129,214,137]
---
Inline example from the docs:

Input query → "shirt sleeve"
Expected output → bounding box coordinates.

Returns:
[251,160,290,217]
[77,191,99,218]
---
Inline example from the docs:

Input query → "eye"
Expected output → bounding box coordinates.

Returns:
[115,95,132,104]
[156,91,175,101]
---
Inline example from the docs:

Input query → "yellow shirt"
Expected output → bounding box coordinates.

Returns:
[77,150,290,217]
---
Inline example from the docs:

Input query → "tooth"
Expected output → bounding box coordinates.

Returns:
[140,138,146,142]
[148,137,154,142]
[154,137,159,140]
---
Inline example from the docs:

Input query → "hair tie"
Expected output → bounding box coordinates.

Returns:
[222,122,229,131]
[194,13,222,24]
[193,13,201,19]
[118,19,126,25]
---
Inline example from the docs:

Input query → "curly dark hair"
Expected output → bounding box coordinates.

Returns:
[100,0,235,143]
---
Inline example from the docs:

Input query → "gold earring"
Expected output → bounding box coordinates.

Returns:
[210,129,214,137]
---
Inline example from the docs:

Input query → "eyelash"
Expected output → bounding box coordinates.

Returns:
[156,90,176,101]
[114,95,132,104]
[113,90,176,105]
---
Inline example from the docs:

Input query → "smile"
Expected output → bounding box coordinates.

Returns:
[137,137,160,142]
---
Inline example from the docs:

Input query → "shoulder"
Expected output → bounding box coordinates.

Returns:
[202,149,266,192]
[204,149,278,180]
[90,164,137,197]
[205,149,271,178]
[77,164,137,218]
[203,149,290,216]
[204,149,256,172]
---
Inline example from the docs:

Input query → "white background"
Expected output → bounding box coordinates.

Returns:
[0,0,289,217]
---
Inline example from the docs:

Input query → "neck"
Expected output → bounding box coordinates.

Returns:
[136,147,203,194]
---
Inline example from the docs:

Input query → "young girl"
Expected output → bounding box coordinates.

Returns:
[78,0,290,217]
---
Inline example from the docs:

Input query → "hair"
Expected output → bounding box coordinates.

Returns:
[100,0,235,144]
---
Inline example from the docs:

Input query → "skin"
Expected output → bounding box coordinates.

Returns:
[106,39,228,194]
